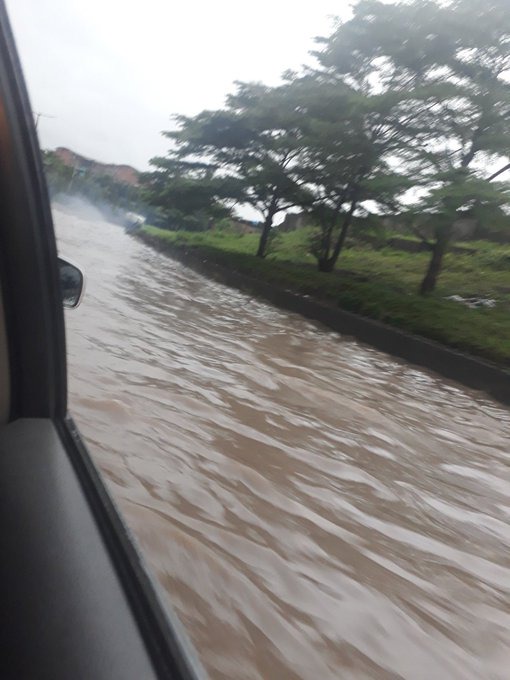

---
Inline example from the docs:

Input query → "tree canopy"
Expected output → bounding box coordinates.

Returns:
[143,0,510,291]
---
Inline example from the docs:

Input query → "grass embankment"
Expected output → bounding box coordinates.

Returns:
[143,225,510,367]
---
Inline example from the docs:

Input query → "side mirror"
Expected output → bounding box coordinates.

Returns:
[58,257,84,309]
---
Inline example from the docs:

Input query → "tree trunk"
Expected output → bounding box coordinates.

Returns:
[315,197,347,272]
[329,198,357,265]
[256,204,277,258]
[419,237,448,295]
[318,257,335,272]
[318,223,334,265]
[317,197,357,273]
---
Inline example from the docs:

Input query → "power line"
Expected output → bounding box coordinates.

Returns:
[33,111,56,129]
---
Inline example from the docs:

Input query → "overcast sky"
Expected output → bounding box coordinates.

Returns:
[6,0,351,170]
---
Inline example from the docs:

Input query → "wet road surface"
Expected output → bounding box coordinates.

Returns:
[57,205,510,679]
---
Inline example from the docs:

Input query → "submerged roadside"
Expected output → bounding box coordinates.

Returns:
[136,227,510,404]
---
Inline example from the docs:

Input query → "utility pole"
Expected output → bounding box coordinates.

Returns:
[33,111,56,129]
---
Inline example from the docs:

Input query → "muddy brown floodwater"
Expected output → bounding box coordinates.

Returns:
[56,204,510,680]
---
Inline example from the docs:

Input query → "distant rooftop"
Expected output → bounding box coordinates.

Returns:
[54,147,140,187]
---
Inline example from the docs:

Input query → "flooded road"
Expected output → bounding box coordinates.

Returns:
[56,204,510,680]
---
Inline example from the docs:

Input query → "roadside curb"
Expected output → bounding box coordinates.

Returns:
[136,232,510,406]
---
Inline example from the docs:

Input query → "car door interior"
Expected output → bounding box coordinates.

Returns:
[0,3,203,678]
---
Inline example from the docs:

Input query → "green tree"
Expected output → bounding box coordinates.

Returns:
[298,0,442,272]
[41,150,73,196]
[152,82,313,255]
[416,0,510,292]
[319,0,510,292]
[142,156,233,230]
[290,77,414,271]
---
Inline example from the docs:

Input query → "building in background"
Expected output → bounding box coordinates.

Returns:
[54,147,140,187]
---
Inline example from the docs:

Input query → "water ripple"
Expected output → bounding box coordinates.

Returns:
[56,207,510,680]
